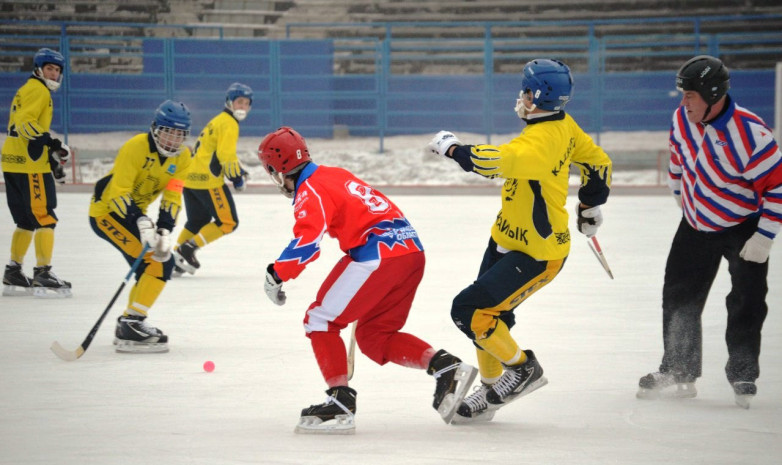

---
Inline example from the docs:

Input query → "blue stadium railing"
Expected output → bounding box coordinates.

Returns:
[0,16,780,152]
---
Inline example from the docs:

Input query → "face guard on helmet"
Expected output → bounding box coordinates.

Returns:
[514,58,573,118]
[33,48,65,92]
[150,100,191,157]
[225,82,253,121]
[676,55,730,121]
[257,126,311,198]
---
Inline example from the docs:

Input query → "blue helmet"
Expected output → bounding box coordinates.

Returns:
[226,82,253,105]
[151,100,191,157]
[34,48,65,71]
[225,82,253,121]
[33,48,65,92]
[520,59,573,111]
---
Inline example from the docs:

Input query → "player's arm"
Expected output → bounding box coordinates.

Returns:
[104,146,144,223]
[215,120,247,189]
[12,87,62,162]
[273,187,330,281]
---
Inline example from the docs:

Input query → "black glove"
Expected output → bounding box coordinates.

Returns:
[50,154,66,184]
[49,138,71,164]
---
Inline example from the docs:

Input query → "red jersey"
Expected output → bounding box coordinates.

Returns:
[274,163,424,281]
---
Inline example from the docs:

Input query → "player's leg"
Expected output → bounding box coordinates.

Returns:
[91,215,172,353]
[174,186,238,273]
[3,173,36,296]
[723,218,768,408]
[23,172,70,297]
[451,241,563,415]
[639,220,721,398]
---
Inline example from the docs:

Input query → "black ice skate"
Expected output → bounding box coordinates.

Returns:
[114,314,169,353]
[32,265,72,298]
[452,382,496,424]
[295,386,357,435]
[733,381,756,409]
[173,240,200,274]
[427,349,478,424]
[2,262,33,296]
[636,371,697,399]
[485,350,548,408]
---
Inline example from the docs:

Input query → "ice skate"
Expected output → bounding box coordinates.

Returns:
[32,265,72,298]
[295,386,356,435]
[732,381,756,409]
[3,262,33,296]
[172,240,199,274]
[427,349,478,424]
[114,314,169,353]
[172,264,186,278]
[636,371,697,399]
[451,382,496,424]
[485,350,548,409]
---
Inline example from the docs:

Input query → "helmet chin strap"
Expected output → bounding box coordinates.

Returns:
[701,103,712,123]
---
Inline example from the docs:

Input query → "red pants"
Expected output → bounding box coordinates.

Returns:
[305,251,433,384]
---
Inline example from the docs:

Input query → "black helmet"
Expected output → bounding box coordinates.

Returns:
[676,55,730,105]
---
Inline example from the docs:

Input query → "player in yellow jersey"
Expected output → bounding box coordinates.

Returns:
[428,58,612,422]
[172,83,252,276]
[2,48,72,298]
[89,100,192,353]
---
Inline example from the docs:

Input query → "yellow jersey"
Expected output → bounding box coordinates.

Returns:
[458,112,612,260]
[1,77,55,174]
[89,133,192,231]
[185,110,243,189]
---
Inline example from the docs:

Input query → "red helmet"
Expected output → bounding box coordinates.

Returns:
[258,126,311,176]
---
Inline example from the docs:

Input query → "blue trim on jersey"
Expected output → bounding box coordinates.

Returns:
[348,218,423,262]
[278,236,320,266]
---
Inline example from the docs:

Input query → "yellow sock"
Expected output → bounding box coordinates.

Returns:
[34,228,54,266]
[176,228,195,248]
[10,228,33,264]
[125,273,165,317]
[476,347,504,383]
[192,223,225,248]
[475,320,528,366]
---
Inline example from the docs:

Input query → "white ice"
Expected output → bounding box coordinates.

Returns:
[1,133,781,464]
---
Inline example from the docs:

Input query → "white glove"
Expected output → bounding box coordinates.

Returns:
[264,263,286,306]
[739,232,773,263]
[428,131,462,158]
[152,229,172,263]
[137,216,158,249]
[576,204,603,237]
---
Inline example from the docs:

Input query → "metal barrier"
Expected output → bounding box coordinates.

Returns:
[1,16,780,153]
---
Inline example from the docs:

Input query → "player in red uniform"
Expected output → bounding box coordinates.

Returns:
[258,127,476,434]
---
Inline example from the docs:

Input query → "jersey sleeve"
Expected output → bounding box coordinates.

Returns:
[104,144,144,223]
[571,129,612,206]
[14,83,53,162]
[215,118,243,180]
[667,111,685,196]
[273,183,330,281]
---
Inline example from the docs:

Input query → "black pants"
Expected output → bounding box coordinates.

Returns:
[660,217,768,384]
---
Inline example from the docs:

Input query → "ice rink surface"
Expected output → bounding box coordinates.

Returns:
[1,192,780,465]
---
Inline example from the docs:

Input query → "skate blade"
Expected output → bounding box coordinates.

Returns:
[450,409,496,425]
[115,340,169,354]
[172,252,197,275]
[2,285,33,296]
[33,287,72,298]
[294,414,355,435]
[438,362,478,424]
[636,383,697,400]
[734,394,753,409]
